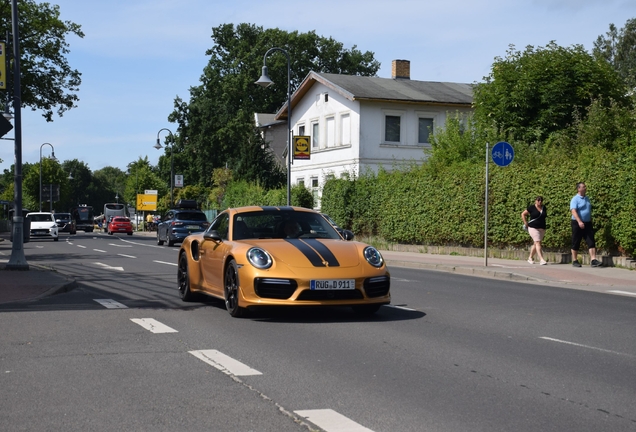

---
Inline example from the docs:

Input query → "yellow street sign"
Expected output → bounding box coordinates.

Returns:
[136,193,157,211]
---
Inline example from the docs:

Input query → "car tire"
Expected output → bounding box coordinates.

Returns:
[351,304,382,316]
[178,253,197,302]
[53,237,59,242]
[108,230,113,235]
[224,259,246,318]
[167,238,175,247]
[157,232,164,245]
[127,232,133,236]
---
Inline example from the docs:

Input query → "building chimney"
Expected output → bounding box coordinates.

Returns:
[392,59,410,80]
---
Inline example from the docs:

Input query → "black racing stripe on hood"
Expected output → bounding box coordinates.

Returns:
[285,239,325,267]
[301,239,340,267]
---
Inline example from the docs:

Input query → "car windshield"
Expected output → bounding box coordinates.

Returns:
[113,217,129,223]
[176,212,207,221]
[233,211,341,240]
[29,214,53,222]
[56,213,71,220]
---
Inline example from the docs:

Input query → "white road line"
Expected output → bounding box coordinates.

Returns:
[109,243,133,248]
[153,260,178,266]
[387,305,416,311]
[77,245,86,248]
[130,318,178,333]
[95,262,124,271]
[117,254,137,259]
[189,350,262,376]
[94,299,128,309]
[607,290,636,297]
[539,337,629,356]
[392,278,411,282]
[93,249,107,253]
[294,409,375,432]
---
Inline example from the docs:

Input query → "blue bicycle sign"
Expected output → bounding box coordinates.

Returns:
[491,141,514,167]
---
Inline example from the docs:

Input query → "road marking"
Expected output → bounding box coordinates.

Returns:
[109,243,132,248]
[607,290,636,297]
[153,260,178,266]
[94,299,128,309]
[117,254,137,259]
[93,249,107,253]
[294,409,375,432]
[539,337,629,356]
[189,350,262,376]
[95,262,124,271]
[130,318,178,333]
[387,304,416,311]
[392,278,411,282]
[77,245,86,248]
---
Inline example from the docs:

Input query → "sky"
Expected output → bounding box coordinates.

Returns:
[1,0,635,176]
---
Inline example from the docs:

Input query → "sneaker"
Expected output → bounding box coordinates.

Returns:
[591,259,602,267]
[572,260,582,268]
[540,260,547,265]
[527,258,534,264]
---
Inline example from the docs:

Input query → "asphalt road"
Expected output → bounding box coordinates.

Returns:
[1,232,635,431]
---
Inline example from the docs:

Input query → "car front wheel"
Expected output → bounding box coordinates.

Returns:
[157,231,164,245]
[178,254,196,301]
[224,259,246,318]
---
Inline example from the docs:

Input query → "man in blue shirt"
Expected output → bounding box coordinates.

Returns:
[570,182,601,267]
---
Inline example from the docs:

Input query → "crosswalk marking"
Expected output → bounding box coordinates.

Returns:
[94,299,128,309]
[294,409,375,432]
[130,318,178,333]
[189,349,262,376]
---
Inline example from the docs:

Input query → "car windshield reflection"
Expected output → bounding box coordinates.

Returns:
[233,211,342,241]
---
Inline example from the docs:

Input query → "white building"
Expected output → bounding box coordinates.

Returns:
[260,60,474,208]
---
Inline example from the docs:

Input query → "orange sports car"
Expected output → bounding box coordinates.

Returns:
[177,206,390,317]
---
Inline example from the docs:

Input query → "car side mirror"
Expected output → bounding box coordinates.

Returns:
[338,229,354,241]
[204,230,223,242]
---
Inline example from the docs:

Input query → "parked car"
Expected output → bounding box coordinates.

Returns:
[107,216,133,235]
[26,212,59,241]
[54,212,77,234]
[177,206,390,317]
[157,200,209,246]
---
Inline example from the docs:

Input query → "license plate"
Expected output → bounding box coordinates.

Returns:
[310,279,355,290]
[186,225,200,230]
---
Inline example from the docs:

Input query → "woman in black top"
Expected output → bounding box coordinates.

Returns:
[521,196,547,265]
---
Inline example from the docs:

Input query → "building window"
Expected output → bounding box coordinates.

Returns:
[312,121,320,149]
[341,113,350,146]
[298,125,305,136]
[311,177,319,204]
[297,178,305,187]
[385,115,401,142]
[326,117,335,148]
[418,118,434,144]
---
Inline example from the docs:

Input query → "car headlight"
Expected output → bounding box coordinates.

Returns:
[363,246,384,267]
[247,247,272,269]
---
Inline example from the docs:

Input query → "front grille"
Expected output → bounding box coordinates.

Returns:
[297,289,364,301]
[364,276,390,298]
[254,278,298,299]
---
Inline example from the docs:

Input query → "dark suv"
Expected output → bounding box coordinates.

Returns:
[157,200,209,246]
[55,212,77,234]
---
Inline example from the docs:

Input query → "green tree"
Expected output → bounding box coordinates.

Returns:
[473,42,631,145]
[594,18,636,91]
[169,23,380,187]
[124,157,165,207]
[0,0,84,121]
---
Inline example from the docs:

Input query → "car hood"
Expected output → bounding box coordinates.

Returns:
[249,238,361,269]
[30,221,56,229]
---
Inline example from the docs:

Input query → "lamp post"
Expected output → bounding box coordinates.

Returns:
[154,128,174,207]
[39,143,57,212]
[7,0,28,269]
[255,47,292,206]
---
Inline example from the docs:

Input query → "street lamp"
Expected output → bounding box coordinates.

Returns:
[255,47,292,206]
[155,128,174,207]
[39,143,57,212]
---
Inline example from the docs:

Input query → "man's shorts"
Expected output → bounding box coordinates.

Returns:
[571,220,595,250]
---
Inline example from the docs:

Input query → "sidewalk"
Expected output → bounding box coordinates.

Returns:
[1,230,635,305]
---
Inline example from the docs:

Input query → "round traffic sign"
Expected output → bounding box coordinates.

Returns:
[491,141,514,167]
